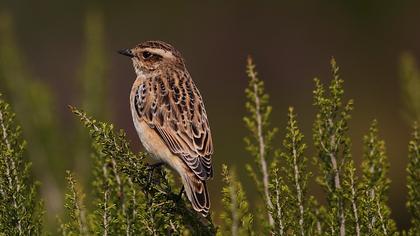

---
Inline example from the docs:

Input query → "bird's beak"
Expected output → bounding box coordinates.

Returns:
[118,48,134,58]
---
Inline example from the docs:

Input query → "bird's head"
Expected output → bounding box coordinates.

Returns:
[118,40,184,76]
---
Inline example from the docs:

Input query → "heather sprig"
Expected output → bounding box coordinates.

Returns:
[274,107,311,235]
[60,172,88,236]
[0,94,43,235]
[218,165,254,236]
[244,56,278,229]
[407,123,420,235]
[313,58,353,236]
[359,120,397,235]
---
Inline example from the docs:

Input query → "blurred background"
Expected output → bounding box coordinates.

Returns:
[0,0,419,231]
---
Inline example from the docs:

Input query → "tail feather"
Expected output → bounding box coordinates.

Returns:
[181,169,210,216]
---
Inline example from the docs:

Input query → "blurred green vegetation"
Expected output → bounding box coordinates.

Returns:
[73,5,109,189]
[399,53,420,123]
[0,9,65,221]
[0,6,109,228]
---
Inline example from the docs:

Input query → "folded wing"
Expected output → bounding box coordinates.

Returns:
[134,71,213,180]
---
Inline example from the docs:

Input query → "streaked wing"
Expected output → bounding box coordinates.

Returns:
[134,70,213,180]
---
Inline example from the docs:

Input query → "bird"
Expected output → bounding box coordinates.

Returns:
[118,40,213,216]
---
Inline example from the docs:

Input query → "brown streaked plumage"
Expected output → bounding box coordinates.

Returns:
[119,40,213,216]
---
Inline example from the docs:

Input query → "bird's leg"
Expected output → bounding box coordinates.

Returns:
[148,162,164,169]
[146,162,164,188]
[177,186,185,201]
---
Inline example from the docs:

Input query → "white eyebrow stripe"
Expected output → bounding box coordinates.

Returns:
[146,48,174,59]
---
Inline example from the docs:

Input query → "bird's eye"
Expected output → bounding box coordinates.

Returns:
[142,51,152,59]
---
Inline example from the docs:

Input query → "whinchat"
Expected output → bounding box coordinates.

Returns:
[119,41,213,216]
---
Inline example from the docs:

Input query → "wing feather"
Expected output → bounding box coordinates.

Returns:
[134,70,213,180]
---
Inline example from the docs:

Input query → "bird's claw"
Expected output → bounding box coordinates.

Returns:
[146,162,164,188]
[176,186,185,202]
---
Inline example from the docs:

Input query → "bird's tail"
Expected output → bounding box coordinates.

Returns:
[180,167,210,216]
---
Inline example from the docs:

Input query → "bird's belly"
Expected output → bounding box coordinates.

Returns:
[131,114,185,175]
[130,82,186,175]
[133,118,166,161]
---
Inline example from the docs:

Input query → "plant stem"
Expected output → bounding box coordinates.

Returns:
[248,57,274,226]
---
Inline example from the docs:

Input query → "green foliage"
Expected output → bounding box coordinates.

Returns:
[60,172,88,236]
[60,107,215,235]
[243,56,278,229]
[87,113,138,236]
[271,107,312,236]
[342,159,362,236]
[268,167,289,236]
[312,58,354,235]
[359,121,397,235]
[407,123,420,235]
[235,57,413,236]
[218,165,254,236]
[0,95,43,235]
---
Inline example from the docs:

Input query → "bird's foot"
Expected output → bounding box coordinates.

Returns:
[176,186,185,202]
[146,162,164,170]
[146,162,164,188]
